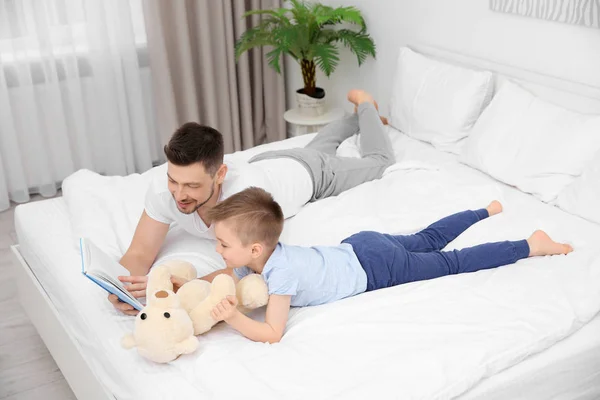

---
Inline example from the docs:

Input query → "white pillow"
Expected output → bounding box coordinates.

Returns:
[460,80,600,202]
[389,47,493,153]
[555,151,600,224]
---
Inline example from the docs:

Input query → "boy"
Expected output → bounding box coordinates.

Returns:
[205,188,573,344]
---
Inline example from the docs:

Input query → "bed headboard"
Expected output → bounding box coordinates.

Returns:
[410,43,600,115]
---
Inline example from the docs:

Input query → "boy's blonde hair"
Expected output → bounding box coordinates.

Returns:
[206,187,284,247]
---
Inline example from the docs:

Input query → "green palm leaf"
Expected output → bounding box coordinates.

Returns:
[234,25,274,60]
[311,4,365,29]
[312,43,339,77]
[266,47,285,74]
[335,29,376,65]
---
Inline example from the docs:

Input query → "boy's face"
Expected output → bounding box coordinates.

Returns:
[214,219,256,268]
[167,162,226,215]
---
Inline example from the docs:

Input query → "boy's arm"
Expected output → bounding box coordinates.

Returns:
[214,294,291,344]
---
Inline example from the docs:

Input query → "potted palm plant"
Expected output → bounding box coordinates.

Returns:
[235,0,376,116]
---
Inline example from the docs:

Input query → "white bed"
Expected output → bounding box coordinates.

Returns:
[12,44,600,399]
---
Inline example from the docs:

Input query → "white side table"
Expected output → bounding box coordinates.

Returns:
[284,107,345,136]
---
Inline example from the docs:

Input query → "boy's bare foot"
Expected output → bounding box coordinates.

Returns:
[486,200,503,217]
[527,230,573,257]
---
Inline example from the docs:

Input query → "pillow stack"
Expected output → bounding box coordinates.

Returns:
[460,80,600,204]
[390,46,600,224]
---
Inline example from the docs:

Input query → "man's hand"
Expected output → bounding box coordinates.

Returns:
[211,295,239,322]
[119,275,149,297]
[107,275,148,316]
[108,294,140,316]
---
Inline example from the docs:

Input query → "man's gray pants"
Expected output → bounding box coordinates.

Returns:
[249,102,395,202]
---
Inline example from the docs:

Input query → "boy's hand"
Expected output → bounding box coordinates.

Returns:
[211,295,239,322]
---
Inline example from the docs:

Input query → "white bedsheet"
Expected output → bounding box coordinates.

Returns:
[463,313,600,399]
[16,198,600,400]
[18,128,600,399]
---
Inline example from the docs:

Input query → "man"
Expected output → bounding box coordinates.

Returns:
[110,89,395,315]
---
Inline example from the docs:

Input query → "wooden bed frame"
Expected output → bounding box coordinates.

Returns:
[10,43,600,399]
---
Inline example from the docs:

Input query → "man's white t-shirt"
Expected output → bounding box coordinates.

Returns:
[251,157,312,219]
[144,156,314,237]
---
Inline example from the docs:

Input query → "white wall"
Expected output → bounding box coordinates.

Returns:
[285,0,600,116]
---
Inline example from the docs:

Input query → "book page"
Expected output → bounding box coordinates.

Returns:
[82,238,130,277]
[84,273,144,310]
[80,238,144,309]
[90,270,134,299]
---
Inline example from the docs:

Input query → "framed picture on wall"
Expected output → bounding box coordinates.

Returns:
[490,0,600,29]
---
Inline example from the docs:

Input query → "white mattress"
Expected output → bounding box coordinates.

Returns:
[15,129,600,399]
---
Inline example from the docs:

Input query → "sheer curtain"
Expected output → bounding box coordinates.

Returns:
[0,0,161,212]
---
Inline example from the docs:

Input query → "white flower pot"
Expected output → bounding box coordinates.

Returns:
[295,88,326,117]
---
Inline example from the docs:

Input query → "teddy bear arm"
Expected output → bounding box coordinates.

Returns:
[188,275,235,335]
[189,304,219,335]
[177,279,212,314]
[207,274,237,302]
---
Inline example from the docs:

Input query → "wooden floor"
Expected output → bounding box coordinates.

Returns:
[0,195,76,399]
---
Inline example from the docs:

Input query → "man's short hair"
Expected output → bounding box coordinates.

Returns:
[164,122,224,176]
[206,187,284,247]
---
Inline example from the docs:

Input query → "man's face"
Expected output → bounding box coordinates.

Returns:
[167,162,224,214]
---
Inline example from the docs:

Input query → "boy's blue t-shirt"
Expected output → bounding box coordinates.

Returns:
[234,243,367,307]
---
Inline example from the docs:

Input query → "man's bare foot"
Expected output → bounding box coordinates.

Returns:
[527,230,573,257]
[347,89,375,106]
[354,100,379,113]
[350,92,389,125]
[486,200,503,217]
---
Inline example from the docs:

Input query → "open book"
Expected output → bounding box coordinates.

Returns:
[80,238,144,311]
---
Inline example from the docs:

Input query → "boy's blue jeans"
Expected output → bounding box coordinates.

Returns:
[342,209,530,291]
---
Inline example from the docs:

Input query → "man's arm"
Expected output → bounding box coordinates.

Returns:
[120,210,169,275]
[199,267,235,283]
[109,211,169,315]
[213,294,291,343]
[168,268,236,295]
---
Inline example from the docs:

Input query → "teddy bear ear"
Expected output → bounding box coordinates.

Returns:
[149,289,180,308]
[121,333,137,349]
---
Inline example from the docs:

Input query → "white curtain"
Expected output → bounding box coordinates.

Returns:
[0,0,161,212]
